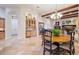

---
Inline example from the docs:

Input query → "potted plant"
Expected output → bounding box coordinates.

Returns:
[52,28,61,36]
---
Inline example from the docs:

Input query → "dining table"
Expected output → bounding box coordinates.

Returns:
[52,34,70,43]
[52,34,71,54]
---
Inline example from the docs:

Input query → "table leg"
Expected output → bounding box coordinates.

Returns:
[53,42,60,55]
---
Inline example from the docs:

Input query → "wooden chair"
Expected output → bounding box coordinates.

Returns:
[41,28,45,45]
[43,29,57,55]
[60,25,75,55]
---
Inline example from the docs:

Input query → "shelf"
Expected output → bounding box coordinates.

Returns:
[26,16,36,38]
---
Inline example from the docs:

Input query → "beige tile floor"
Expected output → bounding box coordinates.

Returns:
[0,36,43,55]
[0,36,79,55]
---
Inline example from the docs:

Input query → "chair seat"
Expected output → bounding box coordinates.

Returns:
[60,45,70,51]
[45,44,57,49]
[60,42,73,51]
[44,42,51,45]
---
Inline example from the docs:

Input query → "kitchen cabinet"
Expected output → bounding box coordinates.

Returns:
[0,18,5,39]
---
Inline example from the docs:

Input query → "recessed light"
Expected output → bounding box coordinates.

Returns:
[27,9,31,11]
[36,6,40,8]
[6,8,11,13]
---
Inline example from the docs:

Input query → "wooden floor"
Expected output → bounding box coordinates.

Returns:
[0,36,79,55]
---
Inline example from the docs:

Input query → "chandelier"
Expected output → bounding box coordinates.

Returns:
[50,5,63,20]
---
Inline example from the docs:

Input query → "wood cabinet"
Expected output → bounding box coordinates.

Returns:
[0,31,5,39]
[26,14,36,38]
[0,18,5,28]
[0,18,5,39]
[26,30,34,37]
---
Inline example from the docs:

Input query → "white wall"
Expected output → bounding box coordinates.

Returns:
[0,8,5,18]
[43,17,78,28]
[4,8,19,39]
[4,7,43,39]
[24,8,43,37]
[0,7,46,40]
[0,8,12,40]
[42,18,52,29]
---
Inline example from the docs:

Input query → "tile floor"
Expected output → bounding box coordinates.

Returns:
[0,36,79,55]
[0,36,43,55]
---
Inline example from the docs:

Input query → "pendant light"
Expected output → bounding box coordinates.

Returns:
[50,4,63,20]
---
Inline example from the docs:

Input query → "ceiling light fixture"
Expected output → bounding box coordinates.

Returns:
[27,9,31,11]
[50,5,63,20]
[37,6,40,8]
[50,13,63,19]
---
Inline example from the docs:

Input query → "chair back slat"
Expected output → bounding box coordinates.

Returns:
[43,29,52,42]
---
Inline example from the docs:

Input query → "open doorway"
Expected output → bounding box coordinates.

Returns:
[26,14,36,38]
[38,22,44,35]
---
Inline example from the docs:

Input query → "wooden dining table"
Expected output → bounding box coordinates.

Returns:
[52,34,70,43]
[52,34,71,54]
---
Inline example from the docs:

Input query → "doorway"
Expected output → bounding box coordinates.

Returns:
[26,14,36,38]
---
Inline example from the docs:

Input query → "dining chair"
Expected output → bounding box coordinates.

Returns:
[42,29,57,55]
[60,31,75,55]
[41,28,45,45]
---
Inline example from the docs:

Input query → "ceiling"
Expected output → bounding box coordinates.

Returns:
[41,4,78,19]
[22,4,74,15]
[0,4,74,15]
